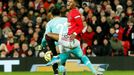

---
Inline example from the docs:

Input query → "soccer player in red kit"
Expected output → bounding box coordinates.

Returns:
[66,0,84,40]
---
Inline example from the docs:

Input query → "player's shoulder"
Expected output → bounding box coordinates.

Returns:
[71,8,79,13]
[54,17,67,21]
[71,8,80,17]
[60,17,67,20]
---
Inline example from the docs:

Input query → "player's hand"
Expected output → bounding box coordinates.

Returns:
[70,33,76,40]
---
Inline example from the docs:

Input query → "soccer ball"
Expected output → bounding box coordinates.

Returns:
[44,51,52,61]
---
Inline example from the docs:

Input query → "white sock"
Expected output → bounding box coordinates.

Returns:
[53,56,58,58]
[55,74,58,75]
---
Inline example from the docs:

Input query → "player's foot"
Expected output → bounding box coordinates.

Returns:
[95,71,103,75]
[58,65,66,75]
[97,67,105,72]
[44,56,60,66]
[58,65,65,72]
[62,71,66,75]
[99,64,109,71]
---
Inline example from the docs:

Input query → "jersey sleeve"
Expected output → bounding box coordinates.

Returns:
[72,10,84,35]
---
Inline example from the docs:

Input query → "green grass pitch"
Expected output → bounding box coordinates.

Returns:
[0,71,134,75]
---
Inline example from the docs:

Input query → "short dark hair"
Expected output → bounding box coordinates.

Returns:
[74,0,79,7]
[51,7,60,16]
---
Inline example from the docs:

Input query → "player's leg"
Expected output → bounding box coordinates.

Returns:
[57,45,67,75]
[45,51,70,66]
[57,52,69,75]
[44,52,69,75]
[71,46,98,74]
[61,63,66,75]
[45,34,58,75]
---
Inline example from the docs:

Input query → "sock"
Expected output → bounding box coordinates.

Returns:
[55,74,58,75]
[52,63,58,74]
[53,56,58,58]
[81,55,97,74]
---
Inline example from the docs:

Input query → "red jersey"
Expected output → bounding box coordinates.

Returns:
[67,8,84,35]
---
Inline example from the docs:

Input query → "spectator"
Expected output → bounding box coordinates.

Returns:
[105,5,112,16]
[34,0,43,11]
[18,34,28,46]
[18,7,27,20]
[126,7,133,18]
[0,43,8,53]
[95,5,101,18]
[19,43,29,58]
[5,32,17,55]
[108,27,116,39]
[10,16,19,33]
[27,10,36,22]
[100,16,110,36]
[55,0,65,10]
[13,42,20,52]
[28,1,35,10]
[115,5,123,16]
[113,22,124,40]
[120,12,128,28]
[82,25,95,47]
[83,6,92,19]
[86,8,93,25]
[2,15,11,29]
[43,0,55,13]
[15,29,23,39]
[113,0,120,11]
[90,16,99,31]
[94,26,105,45]
[8,9,16,17]
[92,39,103,56]
[110,33,124,56]
[12,50,19,58]
[0,50,7,58]
[10,42,20,58]
[101,38,112,56]
[123,19,134,51]
[86,46,96,57]
[0,43,8,58]
[21,16,29,34]
[31,32,39,43]
[36,16,42,26]
[27,27,34,42]
[126,0,134,8]
[107,10,116,27]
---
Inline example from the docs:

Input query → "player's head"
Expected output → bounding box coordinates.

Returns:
[51,7,61,16]
[67,0,78,9]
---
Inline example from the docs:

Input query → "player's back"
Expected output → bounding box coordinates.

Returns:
[46,17,68,34]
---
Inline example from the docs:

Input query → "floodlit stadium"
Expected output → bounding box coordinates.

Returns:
[0,0,134,75]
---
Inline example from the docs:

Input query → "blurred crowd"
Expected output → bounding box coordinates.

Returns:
[0,0,134,58]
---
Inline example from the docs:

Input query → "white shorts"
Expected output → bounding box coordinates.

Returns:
[58,34,80,49]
